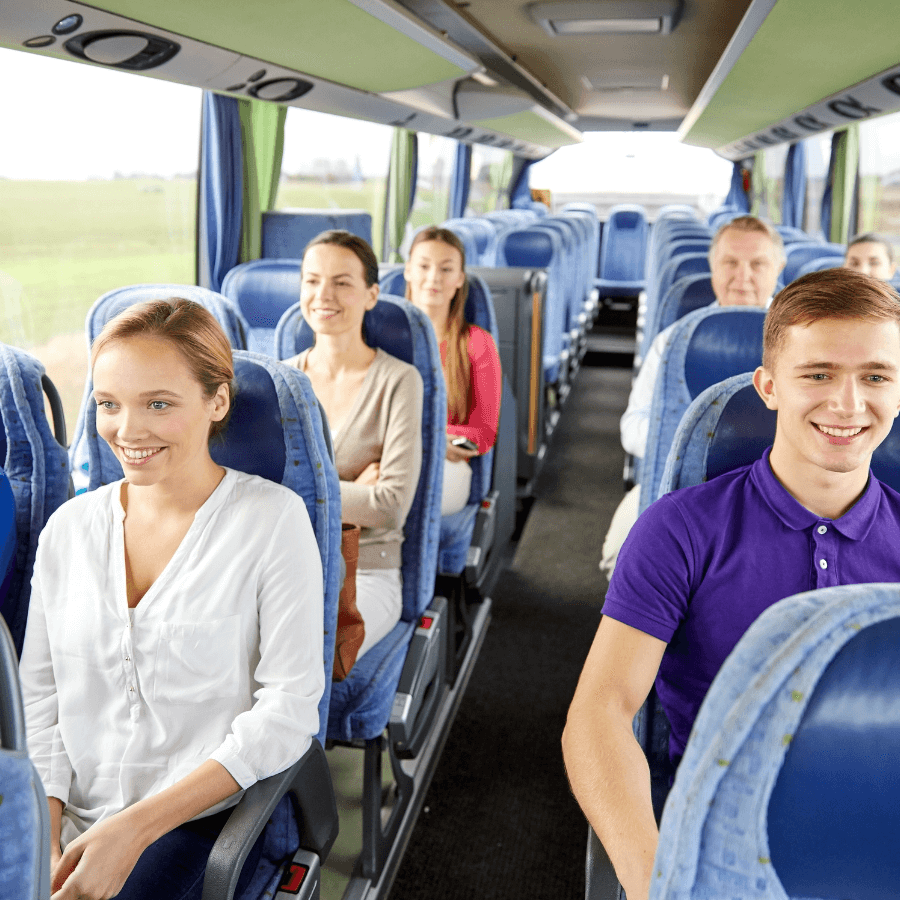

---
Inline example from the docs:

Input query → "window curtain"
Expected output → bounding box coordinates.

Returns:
[750,150,765,218]
[384,128,418,262]
[449,142,472,219]
[781,142,806,229]
[197,92,287,290]
[508,156,535,209]
[237,98,287,263]
[197,92,243,292]
[828,124,860,244]
[724,160,751,213]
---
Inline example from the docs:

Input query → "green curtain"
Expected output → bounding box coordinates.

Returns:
[488,150,514,211]
[237,98,287,263]
[750,150,765,217]
[829,124,860,244]
[385,128,417,263]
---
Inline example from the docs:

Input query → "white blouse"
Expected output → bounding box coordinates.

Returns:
[19,468,324,846]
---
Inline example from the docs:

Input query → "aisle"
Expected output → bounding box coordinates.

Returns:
[389,363,631,899]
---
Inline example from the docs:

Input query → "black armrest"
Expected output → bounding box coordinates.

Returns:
[201,739,338,900]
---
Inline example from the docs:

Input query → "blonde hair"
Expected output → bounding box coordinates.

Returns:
[91,298,235,439]
[407,226,472,423]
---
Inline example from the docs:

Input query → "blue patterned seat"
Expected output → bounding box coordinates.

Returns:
[595,204,648,297]
[69,284,249,493]
[379,270,499,576]
[650,583,900,900]
[0,345,70,655]
[0,614,50,900]
[82,350,341,897]
[639,307,766,512]
[275,293,446,879]
[220,258,307,356]
[783,241,846,283]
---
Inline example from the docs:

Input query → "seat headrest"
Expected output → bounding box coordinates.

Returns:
[221,259,302,329]
[502,229,555,268]
[684,310,765,398]
[768,615,900,899]
[705,384,777,480]
[210,355,286,483]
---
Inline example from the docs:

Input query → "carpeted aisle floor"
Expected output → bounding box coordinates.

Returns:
[389,363,631,899]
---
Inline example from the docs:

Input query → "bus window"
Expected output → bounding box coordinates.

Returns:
[467,145,513,214]
[408,133,456,230]
[0,49,200,441]
[756,144,788,225]
[803,133,832,237]
[858,112,900,239]
[528,132,731,217]
[275,108,392,257]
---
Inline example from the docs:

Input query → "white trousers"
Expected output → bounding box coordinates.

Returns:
[441,459,473,516]
[600,483,641,582]
[355,567,403,659]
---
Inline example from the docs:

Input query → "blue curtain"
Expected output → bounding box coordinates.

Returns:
[408,134,419,218]
[820,132,841,242]
[198,92,243,293]
[724,161,750,213]
[782,142,807,229]
[509,157,535,208]
[449,142,472,219]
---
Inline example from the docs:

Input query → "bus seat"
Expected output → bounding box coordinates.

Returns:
[261,209,373,258]
[221,258,303,355]
[0,470,16,616]
[643,273,716,361]
[595,204,648,298]
[0,614,51,900]
[796,255,844,278]
[539,217,587,367]
[560,209,602,316]
[639,307,766,512]
[707,208,742,230]
[440,218,490,266]
[783,241,845,284]
[277,293,448,881]
[83,350,341,897]
[657,205,698,222]
[0,346,70,656]
[775,224,811,244]
[500,227,569,388]
[650,582,900,900]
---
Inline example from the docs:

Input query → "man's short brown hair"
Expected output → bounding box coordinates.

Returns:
[763,268,900,370]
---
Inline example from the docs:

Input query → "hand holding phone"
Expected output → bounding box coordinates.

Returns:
[451,436,478,452]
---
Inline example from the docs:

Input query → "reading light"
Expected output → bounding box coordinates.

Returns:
[528,1,683,36]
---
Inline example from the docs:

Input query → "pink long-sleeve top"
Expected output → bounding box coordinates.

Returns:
[441,324,502,455]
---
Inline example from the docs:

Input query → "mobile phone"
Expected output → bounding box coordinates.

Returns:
[451,437,478,452]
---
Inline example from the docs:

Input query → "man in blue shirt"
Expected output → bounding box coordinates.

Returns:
[563,268,900,900]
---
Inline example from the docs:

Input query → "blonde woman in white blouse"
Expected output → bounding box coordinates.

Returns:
[20,299,324,900]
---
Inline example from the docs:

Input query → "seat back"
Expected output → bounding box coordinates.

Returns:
[221,258,302,355]
[652,583,900,900]
[0,346,70,655]
[0,615,50,899]
[276,295,445,624]
[82,351,341,743]
[783,241,845,283]
[70,284,250,491]
[500,226,568,384]
[261,209,373,258]
[639,308,766,511]
[642,253,711,359]
[645,273,716,355]
[796,254,845,278]
[599,205,648,282]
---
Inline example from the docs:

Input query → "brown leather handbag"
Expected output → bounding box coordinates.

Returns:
[333,523,365,681]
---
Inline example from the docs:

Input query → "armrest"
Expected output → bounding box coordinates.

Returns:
[201,739,338,900]
[388,596,449,759]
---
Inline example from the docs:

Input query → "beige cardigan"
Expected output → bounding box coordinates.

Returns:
[286,348,424,569]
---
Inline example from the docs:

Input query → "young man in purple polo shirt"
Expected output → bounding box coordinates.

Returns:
[563,268,900,900]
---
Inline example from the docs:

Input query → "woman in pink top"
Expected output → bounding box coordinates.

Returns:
[405,226,502,516]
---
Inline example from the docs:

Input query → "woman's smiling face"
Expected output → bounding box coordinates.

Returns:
[300,243,378,337]
[92,335,229,489]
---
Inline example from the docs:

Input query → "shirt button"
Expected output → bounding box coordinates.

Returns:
[381,551,386,558]
[129,685,135,692]
[817,525,828,535]
[125,656,130,661]
[819,559,828,570]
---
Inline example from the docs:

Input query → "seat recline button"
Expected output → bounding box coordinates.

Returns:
[82,35,150,65]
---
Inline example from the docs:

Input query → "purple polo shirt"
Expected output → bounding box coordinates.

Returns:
[604,447,900,762]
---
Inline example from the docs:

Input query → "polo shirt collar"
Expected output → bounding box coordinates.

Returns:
[751,446,880,541]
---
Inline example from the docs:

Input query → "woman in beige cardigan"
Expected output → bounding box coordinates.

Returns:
[285,230,424,659]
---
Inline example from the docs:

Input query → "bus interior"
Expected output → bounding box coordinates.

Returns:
[3,0,900,898]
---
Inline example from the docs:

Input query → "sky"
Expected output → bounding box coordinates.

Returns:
[1,45,734,196]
